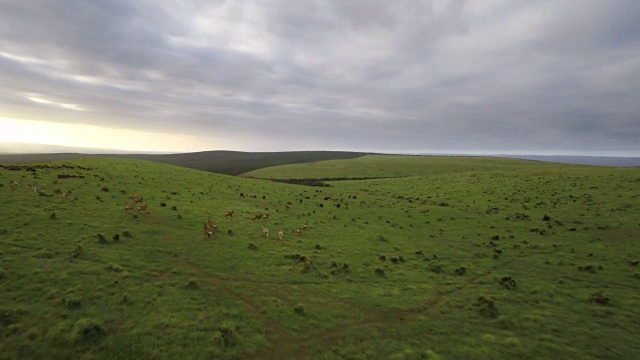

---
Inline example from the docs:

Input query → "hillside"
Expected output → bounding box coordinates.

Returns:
[0,150,368,175]
[242,154,581,180]
[1,157,639,359]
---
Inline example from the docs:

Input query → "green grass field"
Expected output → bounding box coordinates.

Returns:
[1,156,639,359]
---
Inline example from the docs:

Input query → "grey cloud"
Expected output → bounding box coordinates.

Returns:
[0,0,638,154]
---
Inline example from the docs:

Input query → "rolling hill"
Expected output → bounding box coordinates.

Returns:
[1,156,639,359]
[0,150,368,175]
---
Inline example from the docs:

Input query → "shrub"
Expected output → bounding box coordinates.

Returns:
[72,318,106,344]
[215,321,239,347]
[247,243,258,250]
[121,230,132,238]
[589,292,610,306]
[474,296,500,318]
[97,234,108,244]
[66,297,82,309]
[49,212,57,220]
[70,245,85,260]
[294,304,305,316]
[500,276,517,290]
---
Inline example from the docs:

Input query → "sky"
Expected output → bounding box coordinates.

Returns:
[0,0,639,155]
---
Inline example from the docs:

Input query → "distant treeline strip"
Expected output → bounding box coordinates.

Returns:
[265,176,399,187]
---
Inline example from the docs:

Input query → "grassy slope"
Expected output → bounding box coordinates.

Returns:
[1,157,639,359]
[241,154,566,179]
[0,151,367,175]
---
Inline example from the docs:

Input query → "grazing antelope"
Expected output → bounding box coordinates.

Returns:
[137,204,148,213]
[204,224,213,239]
[296,221,309,235]
[207,219,218,231]
[27,183,42,192]
[124,202,136,211]
[262,226,269,239]
[224,210,234,219]
[10,180,20,187]
[277,229,284,240]
[131,194,144,203]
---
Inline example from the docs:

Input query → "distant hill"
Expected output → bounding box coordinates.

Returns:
[0,150,368,175]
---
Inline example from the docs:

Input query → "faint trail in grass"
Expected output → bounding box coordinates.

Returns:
[163,255,303,360]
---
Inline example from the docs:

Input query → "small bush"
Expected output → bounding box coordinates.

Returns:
[70,245,85,260]
[49,212,57,220]
[215,321,239,348]
[474,296,500,318]
[186,279,198,290]
[500,276,517,290]
[589,292,610,306]
[121,230,132,238]
[66,297,82,309]
[72,318,106,344]
[294,304,305,316]
[247,243,258,250]
[227,229,234,236]
[375,268,385,276]
[97,234,108,244]
[112,234,120,242]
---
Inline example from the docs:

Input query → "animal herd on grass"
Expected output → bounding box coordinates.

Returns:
[122,193,309,242]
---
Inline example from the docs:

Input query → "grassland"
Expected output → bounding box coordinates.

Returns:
[1,156,639,359]
[0,150,368,176]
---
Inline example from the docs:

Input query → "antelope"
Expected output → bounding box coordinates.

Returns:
[207,219,218,231]
[277,229,284,240]
[124,202,136,211]
[225,210,234,219]
[10,180,20,187]
[252,213,262,220]
[62,190,72,198]
[262,226,269,239]
[285,204,291,211]
[137,204,148,213]
[131,194,144,203]
[204,224,213,239]
[27,183,42,192]
[296,221,309,235]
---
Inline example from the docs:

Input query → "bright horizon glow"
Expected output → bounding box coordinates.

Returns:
[1,117,638,158]
[0,116,226,153]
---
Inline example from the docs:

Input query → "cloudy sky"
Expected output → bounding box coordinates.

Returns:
[1,0,639,155]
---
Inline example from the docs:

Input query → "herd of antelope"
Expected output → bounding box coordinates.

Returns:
[10,177,311,243]
[205,209,309,241]
[10,179,72,198]
[124,194,148,213]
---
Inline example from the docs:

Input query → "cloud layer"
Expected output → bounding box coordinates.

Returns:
[1,0,639,154]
